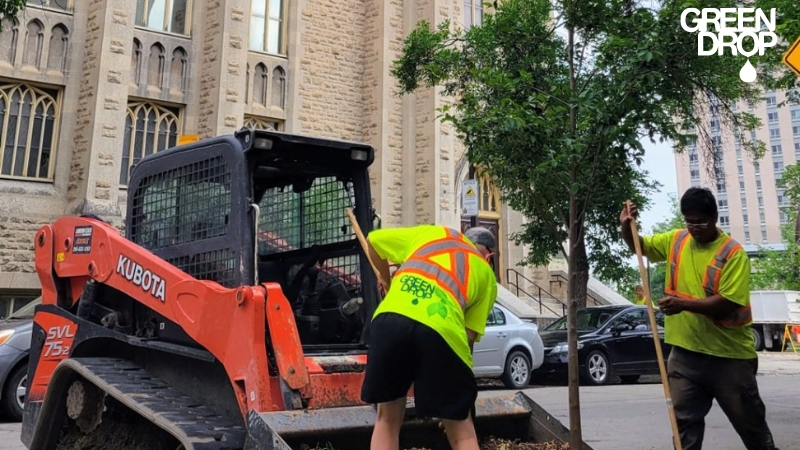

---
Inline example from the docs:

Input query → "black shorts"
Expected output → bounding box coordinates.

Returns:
[360,312,477,421]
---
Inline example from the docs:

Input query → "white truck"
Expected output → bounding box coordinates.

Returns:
[750,290,800,351]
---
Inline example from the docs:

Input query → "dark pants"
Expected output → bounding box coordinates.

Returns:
[667,346,777,450]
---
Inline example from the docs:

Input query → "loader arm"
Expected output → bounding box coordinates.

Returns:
[31,215,308,419]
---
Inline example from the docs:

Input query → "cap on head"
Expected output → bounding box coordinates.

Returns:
[465,226,496,251]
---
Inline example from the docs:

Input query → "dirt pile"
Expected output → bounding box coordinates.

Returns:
[404,438,570,450]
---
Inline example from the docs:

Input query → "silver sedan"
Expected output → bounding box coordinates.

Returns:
[472,303,545,388]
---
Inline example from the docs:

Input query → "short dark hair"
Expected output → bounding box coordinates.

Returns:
[680,187,717,218]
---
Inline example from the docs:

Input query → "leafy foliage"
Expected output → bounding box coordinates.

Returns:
[0,0,25,32]
[751,164,800,290]
[391,0,765,305]
[752,0,800,103]
[391,1,774,444]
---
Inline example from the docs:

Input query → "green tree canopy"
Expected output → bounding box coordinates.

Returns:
[391,0,771,445]
[751,163,800,290]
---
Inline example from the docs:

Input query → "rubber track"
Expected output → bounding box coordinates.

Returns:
[65,357,247,450]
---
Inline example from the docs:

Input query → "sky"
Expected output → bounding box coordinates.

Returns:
[620,136,680,270]
[638,138,680,233]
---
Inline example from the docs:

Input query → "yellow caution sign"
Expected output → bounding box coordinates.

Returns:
[465,186,476,197]
[784,36,800,77]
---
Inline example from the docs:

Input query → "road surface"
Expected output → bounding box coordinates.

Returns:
[2,352,799,449]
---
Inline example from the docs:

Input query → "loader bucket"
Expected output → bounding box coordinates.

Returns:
[243,391,593,450]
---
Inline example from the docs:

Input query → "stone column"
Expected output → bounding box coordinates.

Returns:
[197,0,249,138]
[411,0,442,226]
[67,0,137,220]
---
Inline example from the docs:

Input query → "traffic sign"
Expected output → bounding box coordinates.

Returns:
[462,179,479,217]
[784,35,800,77]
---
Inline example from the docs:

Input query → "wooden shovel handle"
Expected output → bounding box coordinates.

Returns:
[345,208,390,288]
[627,200,683,450]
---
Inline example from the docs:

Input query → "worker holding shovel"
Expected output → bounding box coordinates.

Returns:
[620,187,778,450]
[359,224,498,450]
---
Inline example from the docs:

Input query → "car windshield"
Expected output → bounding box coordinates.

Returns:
[545,308,619,332]
[7,297,41,320]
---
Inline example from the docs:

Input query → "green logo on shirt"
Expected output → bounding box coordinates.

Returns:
[399,274,451,319]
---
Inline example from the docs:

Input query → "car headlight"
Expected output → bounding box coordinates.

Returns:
[551,342,584,354]
[0,329,14,346]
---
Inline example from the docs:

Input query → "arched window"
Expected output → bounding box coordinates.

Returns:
[147,43,166,88]
[23,20,44,68]
[252,63,267,106]
[0,82,60,180]
[0,18,20,65]
[271,66,285,108]
[120,101,181,185]
[47,24,69,73]
[131,38,143,85]
[170,47,187,92]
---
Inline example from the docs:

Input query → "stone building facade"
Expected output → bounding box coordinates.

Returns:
[0,0,555,317]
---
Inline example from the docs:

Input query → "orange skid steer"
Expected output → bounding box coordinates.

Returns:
[20,129,591,449]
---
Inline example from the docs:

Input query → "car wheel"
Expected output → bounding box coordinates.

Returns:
[583,350,611,386]
[2,364,26,421]
[501,350,532,389]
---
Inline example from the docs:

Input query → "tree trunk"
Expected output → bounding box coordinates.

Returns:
[573,232,590,308]
[566,194,583,449]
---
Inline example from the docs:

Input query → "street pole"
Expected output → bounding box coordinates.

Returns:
[469,164,477,228]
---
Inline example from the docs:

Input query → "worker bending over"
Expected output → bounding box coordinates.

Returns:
[620,187,777,450]
[360,225,498,450]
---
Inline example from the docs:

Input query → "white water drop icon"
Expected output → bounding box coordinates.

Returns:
[740,59,757,83]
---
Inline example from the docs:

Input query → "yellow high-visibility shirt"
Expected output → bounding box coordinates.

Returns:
[368,225,498,368]
[642,229,756,360]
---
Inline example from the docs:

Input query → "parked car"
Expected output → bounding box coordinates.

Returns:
[0,297,39,421]
[472,303,545,389]
[534,304,671,386]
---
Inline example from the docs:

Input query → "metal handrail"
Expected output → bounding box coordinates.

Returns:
[549,273,604,306]
[505,268,565,316]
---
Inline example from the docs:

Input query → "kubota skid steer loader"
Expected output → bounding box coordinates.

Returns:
[21,129,590,450]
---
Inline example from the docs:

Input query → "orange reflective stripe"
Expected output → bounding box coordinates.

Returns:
[393,227,482,311]
[667,230,752,327]
[702,237,740,296]
[666,230,690,295]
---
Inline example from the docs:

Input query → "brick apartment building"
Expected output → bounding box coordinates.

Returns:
[0,0,557,318]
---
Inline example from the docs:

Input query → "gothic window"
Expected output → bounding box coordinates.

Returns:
[170,47,187,92]
[136,0,192,36]
[120,101,182,185]
[23,20,43,68]
[271,66,285,108]
[25,0,73,11]
[252,63,267,105]
[0,82,60,181]
[148,43,165,88]
[131,39,142,85]
[0,18,19,64]
[46,24,69,73]
[244,115,282,131]
[249,0,285,55]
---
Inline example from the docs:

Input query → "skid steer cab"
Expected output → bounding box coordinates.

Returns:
[21,129,588,450]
